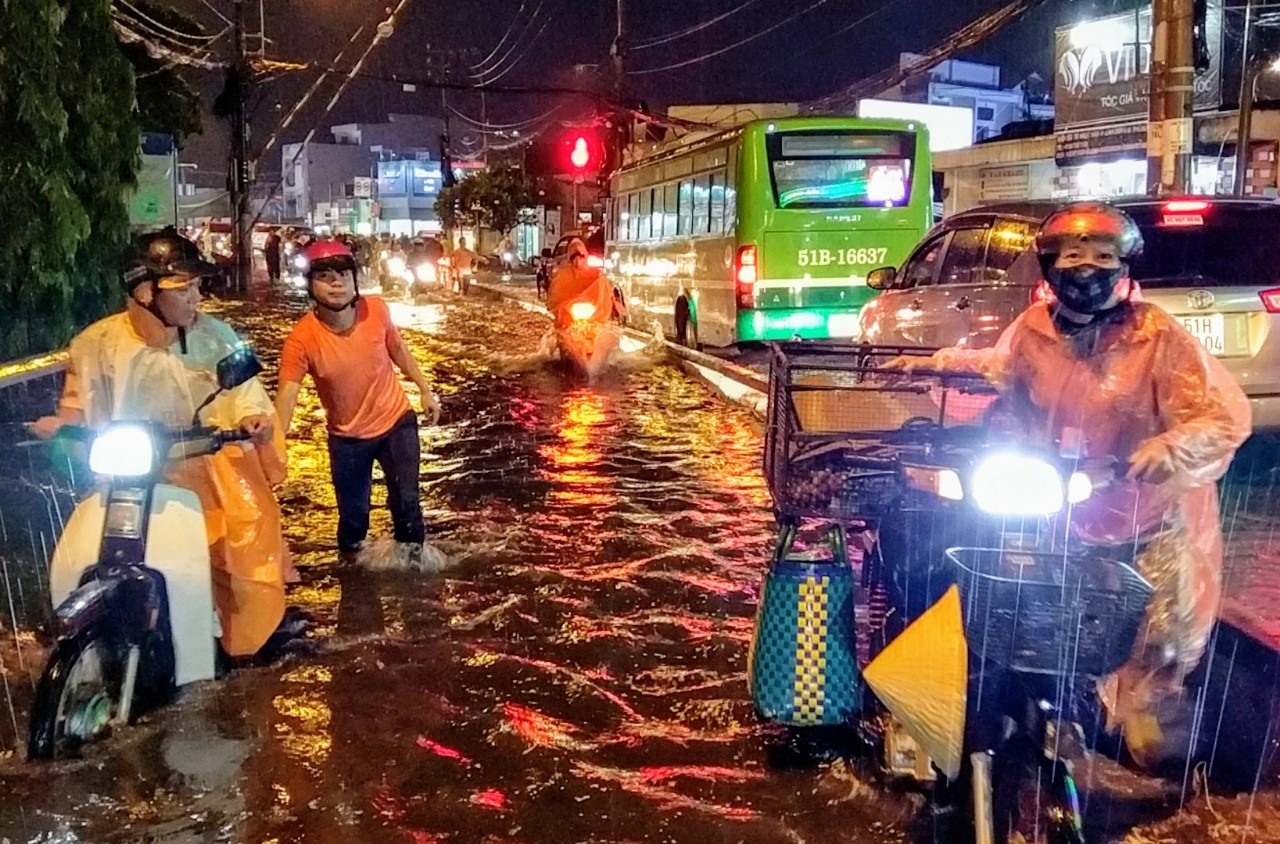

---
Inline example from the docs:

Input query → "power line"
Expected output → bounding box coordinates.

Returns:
[808,0,1050,111]
[111,17,225,69]
[473,10,554,84]
[115,0,225,42]
[469,0,534,72]
[737,0,910,86]
[112,6,227,64]
[255,25,368,161]
[629,0,835,75]
[631,0,768,50]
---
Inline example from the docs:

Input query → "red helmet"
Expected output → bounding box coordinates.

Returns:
[301,239,356,274]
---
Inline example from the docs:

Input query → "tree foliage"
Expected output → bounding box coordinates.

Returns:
[435,165,539,236]
[0,0,140,358]
[117,1,203,145]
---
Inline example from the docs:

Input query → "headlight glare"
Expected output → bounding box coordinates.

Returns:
[89,425,155,477]
[971,453,1064,515]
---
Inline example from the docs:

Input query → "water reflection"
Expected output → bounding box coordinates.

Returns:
[541,390,617,510]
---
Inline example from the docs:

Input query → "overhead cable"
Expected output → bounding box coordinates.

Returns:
[473,10,554,84]
[115,0,225,42]
[630,0,768,50]
[111,19,225,69]
[629,0,834,74]
[469,0,532,70]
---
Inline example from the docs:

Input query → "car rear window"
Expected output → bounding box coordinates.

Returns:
[1122,203,1280,288]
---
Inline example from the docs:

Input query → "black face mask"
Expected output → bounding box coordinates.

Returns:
[1045,264,1127,314]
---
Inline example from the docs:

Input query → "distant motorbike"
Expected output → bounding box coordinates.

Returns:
[554,279,627,378]
[380,253,412,296]
[27,348,264,760]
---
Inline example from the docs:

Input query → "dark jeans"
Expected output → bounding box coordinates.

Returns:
[327,411,424,551]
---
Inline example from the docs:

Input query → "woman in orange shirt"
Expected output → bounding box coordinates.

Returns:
[275,241,441,562]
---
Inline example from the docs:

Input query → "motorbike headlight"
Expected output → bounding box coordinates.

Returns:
[292,254,308,270]
[414,264,435,282]
[1066,471,1093,504]
[569,302,596,321]
[89,424,155,477]
[387,257,406,275]
[970,453,1064,515]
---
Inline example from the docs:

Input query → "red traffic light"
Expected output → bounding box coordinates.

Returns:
[570,136,591,170]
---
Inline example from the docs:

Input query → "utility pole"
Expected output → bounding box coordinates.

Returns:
[612,0,626,100]
[1147,0,1196,195]
[229,0,253,292]
[1235,0,1257,195]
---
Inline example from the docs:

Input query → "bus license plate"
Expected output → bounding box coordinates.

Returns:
[1179,314,1225,356]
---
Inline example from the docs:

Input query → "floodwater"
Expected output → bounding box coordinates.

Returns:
[0,286,1278,842]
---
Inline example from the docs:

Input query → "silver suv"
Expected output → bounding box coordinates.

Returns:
[857,197,1280,431]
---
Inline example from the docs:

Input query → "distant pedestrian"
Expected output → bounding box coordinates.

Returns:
[264,231,282,283]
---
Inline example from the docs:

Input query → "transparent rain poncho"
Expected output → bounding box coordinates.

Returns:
[925,301,1252,761]
[61,312,289,656]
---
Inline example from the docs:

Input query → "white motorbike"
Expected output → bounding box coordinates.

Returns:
[27,348,263,760]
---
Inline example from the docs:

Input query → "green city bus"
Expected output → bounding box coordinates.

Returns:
[606,117,933,347]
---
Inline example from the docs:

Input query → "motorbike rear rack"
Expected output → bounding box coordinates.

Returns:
[764,342,997,522]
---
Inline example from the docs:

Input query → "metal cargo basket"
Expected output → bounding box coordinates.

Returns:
[946,547,1153,677]
[763,342,997,521]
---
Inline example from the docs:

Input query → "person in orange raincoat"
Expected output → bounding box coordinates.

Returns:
[546,238,627,378]
[32,231,291,658]
[891,201,1252,768]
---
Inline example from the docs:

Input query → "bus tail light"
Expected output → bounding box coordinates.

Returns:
[735,245,757,309]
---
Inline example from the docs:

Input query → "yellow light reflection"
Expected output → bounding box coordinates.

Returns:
[539,392,618,509]
[273,664,333,774]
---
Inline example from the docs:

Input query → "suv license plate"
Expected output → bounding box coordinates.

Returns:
[1179,313,1225,356]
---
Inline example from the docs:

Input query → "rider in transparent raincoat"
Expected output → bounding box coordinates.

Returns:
[893,201,1252,767]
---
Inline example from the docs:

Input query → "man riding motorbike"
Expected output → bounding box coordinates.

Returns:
[546,238,627,379]
[888,201,1251,769]
[30,231,292,658]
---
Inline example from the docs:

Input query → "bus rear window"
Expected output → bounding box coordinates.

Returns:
[767,131,914,209]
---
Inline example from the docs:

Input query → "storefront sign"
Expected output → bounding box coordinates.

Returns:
[1053,2,1221,128]
[1056,121,1147,165]
[979,165,1030,201]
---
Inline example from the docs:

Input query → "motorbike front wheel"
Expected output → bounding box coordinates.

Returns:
[992,742,1085,844]
[28,626,129,760]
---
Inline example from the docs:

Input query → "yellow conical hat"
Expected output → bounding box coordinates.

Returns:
[862,585,968,780]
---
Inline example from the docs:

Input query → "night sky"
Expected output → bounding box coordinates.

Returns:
[164,0,1121,174]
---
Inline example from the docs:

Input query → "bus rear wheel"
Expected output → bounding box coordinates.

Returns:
[675,299,700,350]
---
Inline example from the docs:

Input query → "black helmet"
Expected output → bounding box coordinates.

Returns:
[124,230,217,291]
[1035,201,1143,316]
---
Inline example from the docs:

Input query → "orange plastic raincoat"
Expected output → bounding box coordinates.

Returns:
[61,312,289,656]
[930,300,1251,760]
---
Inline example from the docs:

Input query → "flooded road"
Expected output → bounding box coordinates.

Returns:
[1,287,1279,842]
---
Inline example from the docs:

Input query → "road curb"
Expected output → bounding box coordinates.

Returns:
[473,282,767,420]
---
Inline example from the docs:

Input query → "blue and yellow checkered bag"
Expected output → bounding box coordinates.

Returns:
[748,546,860,726]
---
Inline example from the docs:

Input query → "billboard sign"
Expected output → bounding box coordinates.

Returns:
[1053,1,1221,129]
[856,98,974,152]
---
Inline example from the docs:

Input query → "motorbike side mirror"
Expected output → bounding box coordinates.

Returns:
[866,267,898,291]
[192,346,264,427]
[216,346,264,391]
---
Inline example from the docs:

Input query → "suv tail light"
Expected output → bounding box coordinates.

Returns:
[1261,288,1280,313]
[735,245,757,309]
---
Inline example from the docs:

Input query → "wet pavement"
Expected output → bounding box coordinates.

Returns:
[0,286,1279,842]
